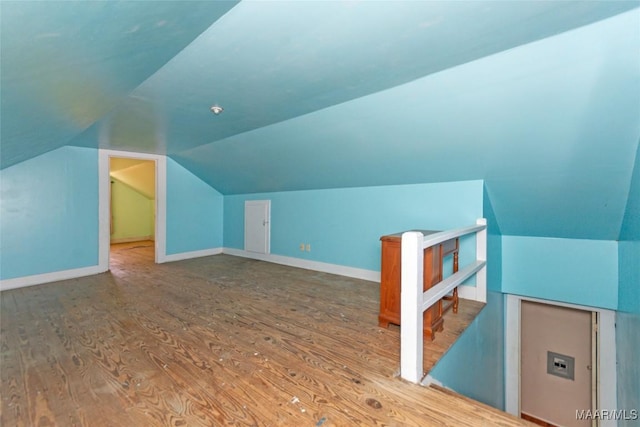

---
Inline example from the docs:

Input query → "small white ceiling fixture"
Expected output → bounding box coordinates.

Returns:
[210,105,224,115]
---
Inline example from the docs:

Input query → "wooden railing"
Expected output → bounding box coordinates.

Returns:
[400,218,487,383]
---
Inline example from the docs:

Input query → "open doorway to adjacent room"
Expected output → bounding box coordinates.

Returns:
[98,149,167,272]
[109,156,157,270]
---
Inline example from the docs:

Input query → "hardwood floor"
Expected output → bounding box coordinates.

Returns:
[1,242,530,426]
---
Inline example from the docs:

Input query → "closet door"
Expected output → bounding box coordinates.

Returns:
[521,300,593,427]
[244,200,270,254]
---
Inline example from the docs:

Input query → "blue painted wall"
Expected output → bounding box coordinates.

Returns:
[616,311,640,426]
[619,240,640,315]
[165,158,223,255]
[618,141,640,313]
[0,146,98,279]
[429,291,505,410]
[502,236,618,310]
[224,180,483,271]
[616,142,640,425]
[484,185,502,292]
[428,188,504,408]
[619,142,640,243]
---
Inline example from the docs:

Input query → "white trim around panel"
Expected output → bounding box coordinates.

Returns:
[505,294,617,427]
[98,149,167,268]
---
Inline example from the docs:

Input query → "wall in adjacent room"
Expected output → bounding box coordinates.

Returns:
[502,236,618,310]
[0,146,99,280]
[110,179,154,242]
[224,180,483,272]
[166,158,224,255]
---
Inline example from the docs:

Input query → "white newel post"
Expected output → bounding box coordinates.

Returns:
[398,219,487,384]
[400,231,424,383]
[475,218,487,303]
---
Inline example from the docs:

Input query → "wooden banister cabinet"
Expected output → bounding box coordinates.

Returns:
[378,230,459,340]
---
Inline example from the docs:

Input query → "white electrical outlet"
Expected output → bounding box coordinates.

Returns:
[306,244,311,252]
[299,243,305,251]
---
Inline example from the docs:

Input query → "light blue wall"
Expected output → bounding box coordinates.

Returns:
[618,141,640,313]
[619,141,640,242]
[0,146,98,279]
[166,158,223,255]
[429,291,505,410]
[224,180,483,271]
[429,188,505,409]
[616,311,640,426]
[502,236,618,310]
[619,240,640,314]
[484,185,502,292]
[616,142,639,424]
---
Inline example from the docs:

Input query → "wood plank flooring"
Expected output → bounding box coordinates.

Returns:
[1,242,531,426]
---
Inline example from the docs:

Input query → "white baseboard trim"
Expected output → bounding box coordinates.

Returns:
[422,374,444,387]
[0,265,106,292]
[222,248,380,282]
[222,249,483,301]
[110,236,154,244]
[0,250,482,297]
[159,247,223,263]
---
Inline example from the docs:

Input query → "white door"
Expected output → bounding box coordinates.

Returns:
[244,200,270,254]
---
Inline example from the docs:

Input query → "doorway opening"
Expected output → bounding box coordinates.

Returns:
[98,149,167,272]
[109,157,157,270]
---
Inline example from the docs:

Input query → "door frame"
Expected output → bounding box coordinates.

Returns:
[98,149,167,269]
[505,294,617,426]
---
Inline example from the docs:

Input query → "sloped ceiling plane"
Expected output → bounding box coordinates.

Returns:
[1,1,639,240]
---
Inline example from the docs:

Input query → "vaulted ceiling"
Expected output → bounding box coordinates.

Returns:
[1,1,639,240]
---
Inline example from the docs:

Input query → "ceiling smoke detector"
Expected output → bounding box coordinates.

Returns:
[210,105,224,115]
